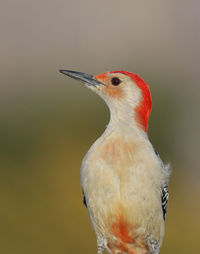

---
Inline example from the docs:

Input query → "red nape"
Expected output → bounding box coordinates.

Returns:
[110,71,152,132]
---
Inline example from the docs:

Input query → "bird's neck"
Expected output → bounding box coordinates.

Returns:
[104,111,148,144]
[106,106,148,139]
[93,112,151,168]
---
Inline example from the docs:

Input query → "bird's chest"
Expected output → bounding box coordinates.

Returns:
[100,138,136,168]
[80,137,150,207]
[81,137,164,242]
[81,138,137,187]
[81,135,163,211]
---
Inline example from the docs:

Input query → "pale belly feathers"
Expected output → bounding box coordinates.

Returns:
[80,134,168,249]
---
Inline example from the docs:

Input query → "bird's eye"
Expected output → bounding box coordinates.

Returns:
[111,77,121,86]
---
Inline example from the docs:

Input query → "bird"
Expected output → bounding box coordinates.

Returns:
[60,69,170,254]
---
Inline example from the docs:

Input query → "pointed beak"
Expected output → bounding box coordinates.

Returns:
[59,70,104,87]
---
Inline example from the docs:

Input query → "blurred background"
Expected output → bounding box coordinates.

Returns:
[0,0,200,253]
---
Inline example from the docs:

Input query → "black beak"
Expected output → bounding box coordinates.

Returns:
[59,70,104,87]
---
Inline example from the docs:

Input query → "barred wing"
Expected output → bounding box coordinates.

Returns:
[161,184,169,220]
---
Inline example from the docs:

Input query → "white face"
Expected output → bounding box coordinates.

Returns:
[60,70,151,132]
[92,72,142,113]
[89,72,143,129]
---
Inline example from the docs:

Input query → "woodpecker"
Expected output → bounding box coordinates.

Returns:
[60,70,169,254]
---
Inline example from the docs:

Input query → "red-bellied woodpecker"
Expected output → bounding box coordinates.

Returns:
[60,70,170,254]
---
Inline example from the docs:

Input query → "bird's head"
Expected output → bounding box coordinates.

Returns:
[60,70,152,132]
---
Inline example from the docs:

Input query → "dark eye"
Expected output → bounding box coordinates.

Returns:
[111,77,121,86]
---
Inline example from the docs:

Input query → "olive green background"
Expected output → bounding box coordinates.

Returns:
[1,1,200,253]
